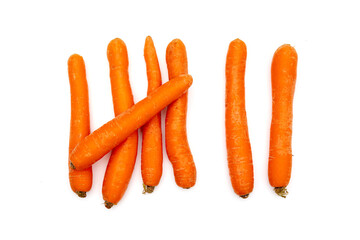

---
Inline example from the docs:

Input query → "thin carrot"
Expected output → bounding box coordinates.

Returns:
[69,74,193,170]
[102,38,138,209]
[268,44,298,198]
[67,54,93,198]
[141,36,163,194]
[225,39,254,198]
[165,39,196,189]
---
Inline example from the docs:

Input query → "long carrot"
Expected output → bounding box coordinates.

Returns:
[141,36,163,194]
[102,38,138,209]
[69,74,193,170]
[268,44,298,198]
[68,54,93,198]
[165,39,196,189]
[225,39,254,198]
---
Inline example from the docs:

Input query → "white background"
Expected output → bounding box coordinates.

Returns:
[1,0,359,239]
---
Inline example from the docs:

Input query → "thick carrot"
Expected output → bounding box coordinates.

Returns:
[68,54,93,198]
[102,38,138,209]
[141,36,163,193]
[225,39,254,198]
[69,74,193,170]
[165,39,196,189]
[268,44,298,198]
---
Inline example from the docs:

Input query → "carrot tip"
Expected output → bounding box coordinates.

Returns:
[104,201,114,209]
[274,187,288,198]
[142,184,155,194]
[76,191,87,198]
[70,162,76,170]
[240,194,249,199]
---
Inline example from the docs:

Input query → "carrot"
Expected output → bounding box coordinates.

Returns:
[165,39,196,189]
[225,39,254,198]
[102,38,138,209]
[141,36,163,194]
[69,74,193,171]
[67,54,93,198]
[268,44,298,198]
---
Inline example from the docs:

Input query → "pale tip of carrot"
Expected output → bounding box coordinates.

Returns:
[104,201,114,209]
[240,194,249,199]
[69,162,76,170]
[76,191,87,198]
[274,187,288,198]
[142,184,155,194]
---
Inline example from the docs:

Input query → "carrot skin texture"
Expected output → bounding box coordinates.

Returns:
[165,39,196,189]
[102,39,138,207]
[68,54,93,197]
[70,74,193,170]
[141,36,163,191]
[225,39,254,197]
[268,44,298,194]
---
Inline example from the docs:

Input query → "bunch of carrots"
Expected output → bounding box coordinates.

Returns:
[68,37,298,207]
[68,36,196,208]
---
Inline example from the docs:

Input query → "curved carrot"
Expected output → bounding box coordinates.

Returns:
[225,39,254,198]
[69,74,193,170]
[102,38,138,209]
[141,36,163,193]
[68,54,93,198]
[165,39,196,189]
[268,44,298,198]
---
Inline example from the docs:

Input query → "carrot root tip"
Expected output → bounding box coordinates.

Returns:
[70,162,76,170]
[274,187,288,198]
[240,194,249,199]
[76,191,87,198]
[104,201,114,209]
[142,184,155,194]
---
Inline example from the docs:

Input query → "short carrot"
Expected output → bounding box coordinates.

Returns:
[225,39,254,198]
[102,38,138,209]
[268,44,298,198]
[141,36,163,193]
[67,54,93,198]
[165,39,196,189]
[69,74,193,170]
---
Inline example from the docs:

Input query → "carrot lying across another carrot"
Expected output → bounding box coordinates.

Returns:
[102,38,139,209]
[70,74,193,170]
[165,39,196,189]
[67,54,93,198]
[141,36,163,194]
[225,39,254,198]
[268,44,298,198]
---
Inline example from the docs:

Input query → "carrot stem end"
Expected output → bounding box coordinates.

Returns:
[76,191,87,198]
[142,184,155,194]
[104,201,114,209]
[274,187,288,198]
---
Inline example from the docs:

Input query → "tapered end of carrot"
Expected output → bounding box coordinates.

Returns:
[240,194,249,199]
[274,187,288,198]
[142,184,155,194]
[104,201,114,209]
[69,162,76,170]
[76,191,87,198]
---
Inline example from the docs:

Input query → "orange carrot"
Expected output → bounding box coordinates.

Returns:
[69,74,193,170]
[225,39,254,198]
[268,44,298,198]
[165,39,196,189]
[67,54,93,198]
[102,38,138,209]
[141,36,163,193]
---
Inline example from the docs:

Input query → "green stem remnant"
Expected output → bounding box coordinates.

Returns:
[76,191,87,198]
[274,187,288,198]
[104,201,114,209]
[240,194,249,199]
[142,184,155,194]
